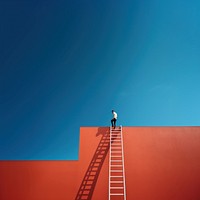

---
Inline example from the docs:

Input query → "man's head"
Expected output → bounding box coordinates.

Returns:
[112,110,114,113]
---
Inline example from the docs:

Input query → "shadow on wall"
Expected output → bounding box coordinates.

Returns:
[75,127,110,200]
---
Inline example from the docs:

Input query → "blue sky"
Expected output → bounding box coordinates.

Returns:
[1,0,200,160]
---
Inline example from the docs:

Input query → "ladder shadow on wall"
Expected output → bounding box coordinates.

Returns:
[75,127,118,200]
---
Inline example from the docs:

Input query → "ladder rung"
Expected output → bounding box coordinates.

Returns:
[110,148,122,152]
[111,160,122,162]
[110,165,123,167]
[110,181,124,183]
[110,187,124,189]
[111,156,122,157]
[110,138,121,140]
[111,150,122,152]
[110,176,123,177]
[110,193,124,195]
[110,170,123,172]
[111,141,121,147]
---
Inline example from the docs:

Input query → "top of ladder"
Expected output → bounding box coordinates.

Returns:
[110,125,122,130]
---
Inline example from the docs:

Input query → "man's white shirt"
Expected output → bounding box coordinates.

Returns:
[113,112,117,119]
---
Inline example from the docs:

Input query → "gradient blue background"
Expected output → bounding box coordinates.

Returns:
[1,0,200,160]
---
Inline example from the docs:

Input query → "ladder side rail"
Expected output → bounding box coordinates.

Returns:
[109,126,112,200]
[121,125,126,200]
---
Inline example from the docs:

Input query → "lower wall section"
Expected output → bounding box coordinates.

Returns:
[0,127,200,200]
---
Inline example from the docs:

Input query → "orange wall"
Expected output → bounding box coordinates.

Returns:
[1,127,200,200]
[123,127,200,200]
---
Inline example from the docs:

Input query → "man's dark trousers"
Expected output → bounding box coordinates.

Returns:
[111,118,116,128]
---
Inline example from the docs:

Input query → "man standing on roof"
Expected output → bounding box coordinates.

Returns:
[111,110,117,128]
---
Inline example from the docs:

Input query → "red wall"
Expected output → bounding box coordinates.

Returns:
[123,127,200,200]
[1,127,200,200]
